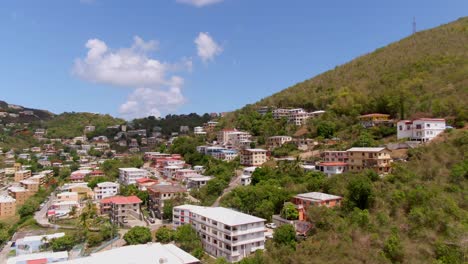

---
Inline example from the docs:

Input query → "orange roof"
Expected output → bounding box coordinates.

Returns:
[359,113,390,118]
[136,178,158,184]
[27,259,48,264]
[319,162,347,166]
[100,195,142,205]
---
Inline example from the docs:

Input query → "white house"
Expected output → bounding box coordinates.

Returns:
[397,118,446,142]
[15,233,65,255]
[173,205,266,262]
[185,176,213,190]
[118,168,148,185]
[315,162,347,177]
[94,182,120,200]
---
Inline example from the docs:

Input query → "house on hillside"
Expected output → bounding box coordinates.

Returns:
[347,147,392,174]
[358,113,392,128]
[397,118,446,143]
[292,192,342,221]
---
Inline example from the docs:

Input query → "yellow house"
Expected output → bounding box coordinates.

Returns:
[358,113,391,128]
[69,185,94,200]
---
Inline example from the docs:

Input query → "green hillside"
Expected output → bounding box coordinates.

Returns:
[256,17,468,122]
[44,112,125,139]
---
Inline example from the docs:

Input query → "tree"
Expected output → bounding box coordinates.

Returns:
[155,226,175,243]
[163,200,175,220]
[174,224,203,256]
[280,202,299,220]
[273,224,296,249]
[383,231,404,263]
[316,120,336,138]
[352,131,377,147]
[344,175,374,210]
[123,226,152,245]
[59,167,71,180]
[18,201,39,218]
[50,235,77,252]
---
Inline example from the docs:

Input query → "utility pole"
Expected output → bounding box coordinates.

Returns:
[413,16,417,34]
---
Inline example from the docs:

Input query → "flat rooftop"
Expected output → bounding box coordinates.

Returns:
[175,205,265,226]
[294,192,342,202]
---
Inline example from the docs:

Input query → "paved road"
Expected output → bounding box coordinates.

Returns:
[34,192,56,227]
[0,241,12,263]
[212,169,242,207]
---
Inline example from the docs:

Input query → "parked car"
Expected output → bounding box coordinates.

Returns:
[265,223,277,229]
[148,218,155,224]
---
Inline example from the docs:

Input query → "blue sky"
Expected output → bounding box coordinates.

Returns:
[0,0,466,119]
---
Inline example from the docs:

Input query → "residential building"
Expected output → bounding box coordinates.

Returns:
[292,192,343,221]
[56,192,79,203]
[99,195,142,225]
[7,251,68,264]
[358,113,392,128]
[256,106,270,115]
[20,180,39,193]
[0,195,16,218]
[217,129,239,145]
[14,170,31,182]
[8,186,32,205]
[194,126,206,135]
[211,149,238,162]
[69,169,92,183]
[321,150,349,163]
[397,118,446,142]
[94,182,120,200]
[136,178,159,191]
[66,184,94,200]
[266,136,292,149]
[288,109,312,126]
[84,125,95,132]
[148,184,187,216]
[203,121,218,132]
[174,169,198,181]
[226,132,252,147]
[316,162,347,176]
[186,176,213,190]
[240,149,267,166]
[58,243,200,264]
[173,205,266,262]
[347,147,392,173]
[272,108,290,119]
[118,168,148,185]
[164,165,184,178]
[15,232,65,255]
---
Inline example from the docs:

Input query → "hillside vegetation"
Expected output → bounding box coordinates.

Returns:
[44,112,124,138]
[255,17,468,122]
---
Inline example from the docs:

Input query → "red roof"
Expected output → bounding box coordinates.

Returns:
[91,170,104,175]
[27,258,48,264]
[319,162,347,166]
[69,174,85,180]
[417,118,445,121]
[100,195,142,205]
[136,178,158,184]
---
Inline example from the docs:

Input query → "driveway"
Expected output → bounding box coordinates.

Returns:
[212,169,242,207]
[0,241,12,263]
[34,192,56,227]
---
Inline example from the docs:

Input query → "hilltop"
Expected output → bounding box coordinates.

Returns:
[0,100,55,123]
[254,17,468,122]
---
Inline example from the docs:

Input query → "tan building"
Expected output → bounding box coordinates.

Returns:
[56,192,79,203]
[147,184,187,216]
[0,195,16,218]
[267,136,293,149]
[347,147,392,173]
[68,185,94,200]
[240,149,268,166]
[8,186,33,205]
[100,196,142,225]
[14,170,32,182]
[20,180,40,193]
[14,163,22,171]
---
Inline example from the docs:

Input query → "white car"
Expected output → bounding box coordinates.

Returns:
[265,223,277,229]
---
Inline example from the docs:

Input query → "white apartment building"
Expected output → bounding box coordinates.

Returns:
[240,149,267,166]
[94,182,120,200]
[316,162,347,177]
[173,205,266,263]
[288,109,312,126]
[226,132,252,147]
[194,126,206,135]
[272,108,290,119]
[266,136,292,148]
[118,168,148,185]
[217,129,239,145]
[397,118,446,142]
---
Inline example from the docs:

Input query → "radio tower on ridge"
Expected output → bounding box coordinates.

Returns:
[413,16,417,34]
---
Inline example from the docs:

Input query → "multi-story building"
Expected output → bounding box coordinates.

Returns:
[8,186,32,206]
[321,150,349,163]
[69,169,92,183]
[217,129,239,145]
[240,149,267,166]
[203,121,219,132]
[185,176,213,190]
[119,168,148,185]
[173,205,266,263]
[397,118,446,142]
[14,170,31,182]
[94,182,120,200]
[292,192,342,221]
[56,192,79,203]
[266,136,293,149]
[148,184,187,216]
[20,180,39,193]
[288,109,312,126]
[0,195,16,218]
[211,149,238,162]
[226,132,252,147]
[174,169,198,181]
[347,147,392,173]
[272,108,290,120]
[358,113,392,128]
[315,162,347,177]
[194,126,207,136]
[99,195,142,225]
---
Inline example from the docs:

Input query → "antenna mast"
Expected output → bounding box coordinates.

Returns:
[412,17,416,34]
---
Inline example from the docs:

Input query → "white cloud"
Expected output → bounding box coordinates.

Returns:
[176,0,223,7]
[195,32,222,62]
[73,36,188,119]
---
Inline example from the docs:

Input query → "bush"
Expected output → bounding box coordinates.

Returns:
[155,226,175,243]
[383,231,404,263]
[123,226,152,245]
[51,235,77,252]
[87,232,104,247]
[273,224,296,249]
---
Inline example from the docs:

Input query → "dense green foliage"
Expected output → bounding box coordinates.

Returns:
[272,224,297,249]
[44,112,124,138]
[256,18,468,124]
[233,130,468,263]
[174,224,204,259]
[123,226,152,245]
[50,235,77,252]
[101,156,144,180]
[155,226,175,243]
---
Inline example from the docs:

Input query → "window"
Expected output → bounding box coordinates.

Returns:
[399,125,402,131]
[427,124,430,127]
